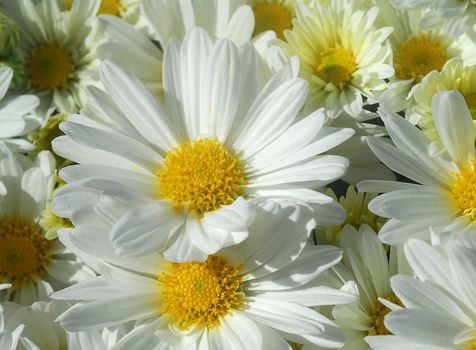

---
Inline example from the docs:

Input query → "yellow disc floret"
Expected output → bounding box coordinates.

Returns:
[315,47,357,86]
[157,139,246,217]
[450,159,476,221]
[395,34,448,82]
[253,1,293,40]
[0,217,52,289]
[26,44,74,90]
[98,0,121,16]
[368,294,403,336]
[158,255,244,330]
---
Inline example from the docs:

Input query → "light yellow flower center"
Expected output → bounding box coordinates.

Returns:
[464,93,476,120]
[252,1,293,40]
[395,34,448,82]
[0,217,52,289]
[158,255,244,330]
[66,0,121,16]
[368,294,402,336]
[157,139,246,217]
[450,159,476,221]
[315,47,357,86]
[26,44,74,90]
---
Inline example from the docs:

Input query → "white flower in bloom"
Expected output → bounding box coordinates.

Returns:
[3,0,101,114]
[409,58,476,142]
[0,67,40,153]
[374,0,476,113]
[70,0,145,27]
[277,0,393,118]
[0,145,93,305]
[52,28,353,262]
[390,0,476,37]
[359,90,476,245]
[366,238,476,350]
[53,202,357,349]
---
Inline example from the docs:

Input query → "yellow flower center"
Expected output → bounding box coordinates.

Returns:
[450,159,476,221]
[98,0,121,16]
[368,294,403,336]
[464,93,476,120]
[26,44,74,90]
[65,0,121,16]
[395,34,448,82]
[157,139,246,217]
[252,1,293,40]
[0,217,52,289]
[315,47,357,86]
[158,255,244,330]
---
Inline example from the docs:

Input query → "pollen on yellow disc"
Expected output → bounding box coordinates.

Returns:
[368,294,403,336]
[450,159,476,221]
[157,138,246,217]
[0,217,53,289]
[158,255,244,330]
[26,44,74,90]
[253,2,293,40]
[315,47,357,86]
[395,34,448,82]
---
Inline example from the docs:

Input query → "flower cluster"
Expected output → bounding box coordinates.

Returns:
[0,0,475,349]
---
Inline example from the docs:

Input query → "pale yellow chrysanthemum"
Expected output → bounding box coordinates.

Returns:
[409,58,476,142]
[278,0,393,118]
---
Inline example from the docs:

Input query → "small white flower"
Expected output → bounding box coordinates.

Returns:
[3,0,101,114]
[0,145,93,305]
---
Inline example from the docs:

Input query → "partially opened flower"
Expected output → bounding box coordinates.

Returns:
[0,146,93,305]
[52,28,353,262]
[53,202,356,349]
[409,58,476,142]
[359,90,476,244]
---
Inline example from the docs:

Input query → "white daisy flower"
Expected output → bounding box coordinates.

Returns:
[277,0,393,118]
[53,202,357,349]
[409,58,476,142]
[0,67,41,153]
[52,28,353,262]
[375,0,476,113]
[0,145,93,305]
[390,0,476,37]
[359,90,476,245]
[249,0,300,40]
[366,238,476,350]
[4,0,101,114]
